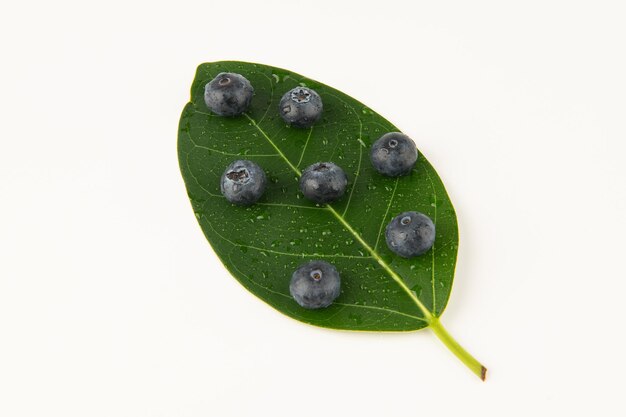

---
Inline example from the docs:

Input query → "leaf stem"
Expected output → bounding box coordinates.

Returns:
[429,317,487,381]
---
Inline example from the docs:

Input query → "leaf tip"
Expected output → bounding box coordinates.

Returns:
[480,366,487,381]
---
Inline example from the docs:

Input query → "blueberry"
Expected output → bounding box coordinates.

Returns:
[299,162,348,204]
[289,260,341,309]
[220,160,266,205]
[385,211,435,258]
[279,87,323,128]
[204,72,254,116]
[370,132,418,177]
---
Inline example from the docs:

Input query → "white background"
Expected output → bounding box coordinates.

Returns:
[1,0,625,415]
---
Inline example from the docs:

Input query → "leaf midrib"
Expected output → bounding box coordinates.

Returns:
[243,113,434,323]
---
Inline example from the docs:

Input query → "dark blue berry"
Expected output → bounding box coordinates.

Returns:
[279,87,323,128]
[204,72,253,116]
[385,211,435,258]
[299,162,348,204]
[220,160,266,205]
[370,132,418,177]
[290,260,341,309]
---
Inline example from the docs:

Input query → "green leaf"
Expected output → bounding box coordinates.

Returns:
[178,61,486,379]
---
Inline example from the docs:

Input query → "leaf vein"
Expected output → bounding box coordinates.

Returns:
[341,119,363,217]
[186,131,279,157]
[296,127,314,168]
[425,168,438,314]
[374,177,399,250]
[204,217,371,260]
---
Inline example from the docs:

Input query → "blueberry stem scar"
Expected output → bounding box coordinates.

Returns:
[243,112,487,381]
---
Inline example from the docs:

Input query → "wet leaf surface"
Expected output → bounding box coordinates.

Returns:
[178,61,458,331]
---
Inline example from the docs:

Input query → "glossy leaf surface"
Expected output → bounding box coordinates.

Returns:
[178,61,459,331]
